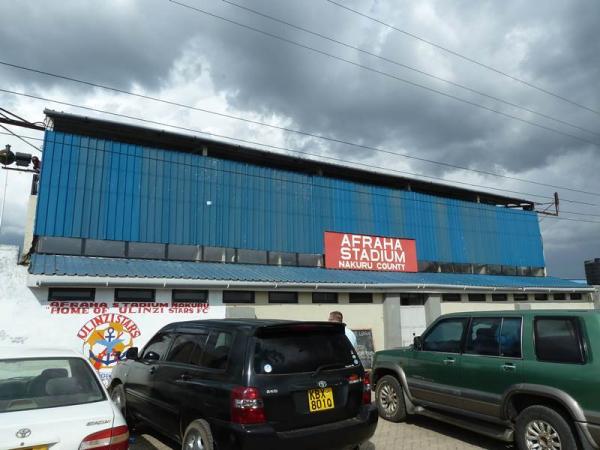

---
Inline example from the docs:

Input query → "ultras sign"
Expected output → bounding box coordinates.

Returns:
[324,232,418,272]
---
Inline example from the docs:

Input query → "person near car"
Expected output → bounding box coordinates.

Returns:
[328,310,358,348]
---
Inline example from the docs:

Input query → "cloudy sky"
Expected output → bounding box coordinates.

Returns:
[0,0,599,278]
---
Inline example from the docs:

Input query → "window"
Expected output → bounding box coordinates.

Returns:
[422,318,468,353]
[500,318,522,358]
[204,247,235,263]
[37,237,82,255]
[349,293,373,304]
[115,289,155,303]
[502,266,517,276]
[237,249,268,265]
[534,318,585,364]
[168,244,201,261]
[492,293,508,302]
[253,327,356,375]
[487,265,502,275]
[466,318,501,356]
[142,333,173,360]
[401,294,426,306]
[268,292,298,304]
[172,290,208,303]
[534,293,549,301]
[312,292,338,304]
[298,254,323,267]
[513,293,529,302]
[84,239,126,258]
[167,334,199,364]
[468,294,486,302]
[517,266,531,277]
[0,358,105,413]
[200,331,233,370]
[222,291,255,304]
[570,293,583,300]
[418,261,439,273]
[553,293,566,301]
[48,288,95,302]
[442,293,461,302]
[167,332,209,365]
[268,252,297,266]
[128,242,166,259]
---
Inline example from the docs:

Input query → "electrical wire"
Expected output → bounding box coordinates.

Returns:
[2,60,599,197]
[167,0,600,150]
[218,0,600,139]
[27,133,600,223]
[324,0,600,117]
[4,87,597,207]
[0,123,42,152]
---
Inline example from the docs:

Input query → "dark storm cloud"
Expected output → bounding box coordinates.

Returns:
[0,0,598,277]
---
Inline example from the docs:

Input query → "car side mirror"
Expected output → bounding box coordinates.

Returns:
[413,336,423,351]
[124,347,139,360]
[144,351,160,361]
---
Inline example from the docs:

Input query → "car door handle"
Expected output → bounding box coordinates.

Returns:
[180,374,192,382]
[502,363,516,372]
[443,358,456,365]
[149,366,157,375]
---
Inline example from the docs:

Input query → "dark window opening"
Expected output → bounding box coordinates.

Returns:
[128,242,166,259]
[48,288,95,302]
[201,331,233,370]
[222,291,255,304]
[401,294,426,305]
[268,291,298,304]
[349,293,373,303]
[534,293,549,301]
[312,292,338,304]
[465,317,501,356]
[468,294,486,302]
[37,237,82,255]
[237,249,268,265]
[84,239,126,258]
[442,293,461,302]
[203,247,235,263]
[553,293,566,301]
[422,318,469,353]
[268,252,297,266]
[570,293,583,300]
[534,318,585,364]
[114,289,155,303]
[142,333,173,360]
[172,290,208,303]
[492,293,508,302]
[513,293,529,302]
[298,254,323,267]
[502,266,517,276]
[167,244,201,261]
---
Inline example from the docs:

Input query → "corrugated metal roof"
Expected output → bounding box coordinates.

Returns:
[30,254,587,289]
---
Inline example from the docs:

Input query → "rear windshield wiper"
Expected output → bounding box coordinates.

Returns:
[312,363,346,377]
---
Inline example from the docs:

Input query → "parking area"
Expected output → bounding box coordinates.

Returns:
[130,417,511,450]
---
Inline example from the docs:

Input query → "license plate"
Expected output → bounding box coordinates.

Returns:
[307,387,334,412]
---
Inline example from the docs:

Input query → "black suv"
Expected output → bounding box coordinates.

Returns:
[109,319,377,450]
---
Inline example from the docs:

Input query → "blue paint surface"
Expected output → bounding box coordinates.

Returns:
[35,131,545,267]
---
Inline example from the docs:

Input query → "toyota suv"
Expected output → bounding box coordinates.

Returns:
[372,310,600,450]
[109,319,377,450]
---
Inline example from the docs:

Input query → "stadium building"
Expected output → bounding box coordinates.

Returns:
[0,110,594,376]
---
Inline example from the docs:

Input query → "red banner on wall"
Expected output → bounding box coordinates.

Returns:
[324,232,417,272]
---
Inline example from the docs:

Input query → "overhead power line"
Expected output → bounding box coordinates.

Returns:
[324,0,600,118]
[0,122,42,152]
[1,61,599,198]
[0,89,597,209]
[14,132,600,224]
[219,0,600,139]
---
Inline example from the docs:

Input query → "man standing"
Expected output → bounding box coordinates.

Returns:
[328,310,357,349]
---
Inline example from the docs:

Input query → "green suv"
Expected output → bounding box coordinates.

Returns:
[372,310,600,450]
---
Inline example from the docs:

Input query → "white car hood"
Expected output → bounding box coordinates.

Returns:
[0,399,121,450]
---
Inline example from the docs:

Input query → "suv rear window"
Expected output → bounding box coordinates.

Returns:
[253,328,358,375]
[0,358,105,413]
[534,317,585,364]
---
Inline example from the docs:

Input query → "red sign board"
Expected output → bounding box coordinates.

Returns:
[324,232,417,272]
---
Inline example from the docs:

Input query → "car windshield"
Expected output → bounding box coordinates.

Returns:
[253,329,358,375]
[0,357,105,413]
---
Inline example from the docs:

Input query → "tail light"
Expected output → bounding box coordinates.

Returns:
[79,425,129,450]
[362,372,372,405]
[231,386,266,424]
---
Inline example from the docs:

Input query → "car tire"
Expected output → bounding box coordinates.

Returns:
[182,419,214,450]
[109,383,127,418]
[515,405,578,450]
[375,375,406,422]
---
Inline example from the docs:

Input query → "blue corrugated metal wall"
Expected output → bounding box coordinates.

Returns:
[35,131,545,267]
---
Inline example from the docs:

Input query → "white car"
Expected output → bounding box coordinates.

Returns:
[0,347,128,450]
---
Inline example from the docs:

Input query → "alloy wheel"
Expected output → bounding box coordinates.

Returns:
[525,419,562,450]
[184,430,206,450]
[378,383,399,415]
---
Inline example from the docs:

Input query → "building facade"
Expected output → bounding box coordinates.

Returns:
[1,110,594,377]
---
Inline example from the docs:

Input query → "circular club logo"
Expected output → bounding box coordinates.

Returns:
[78,314,141,382]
